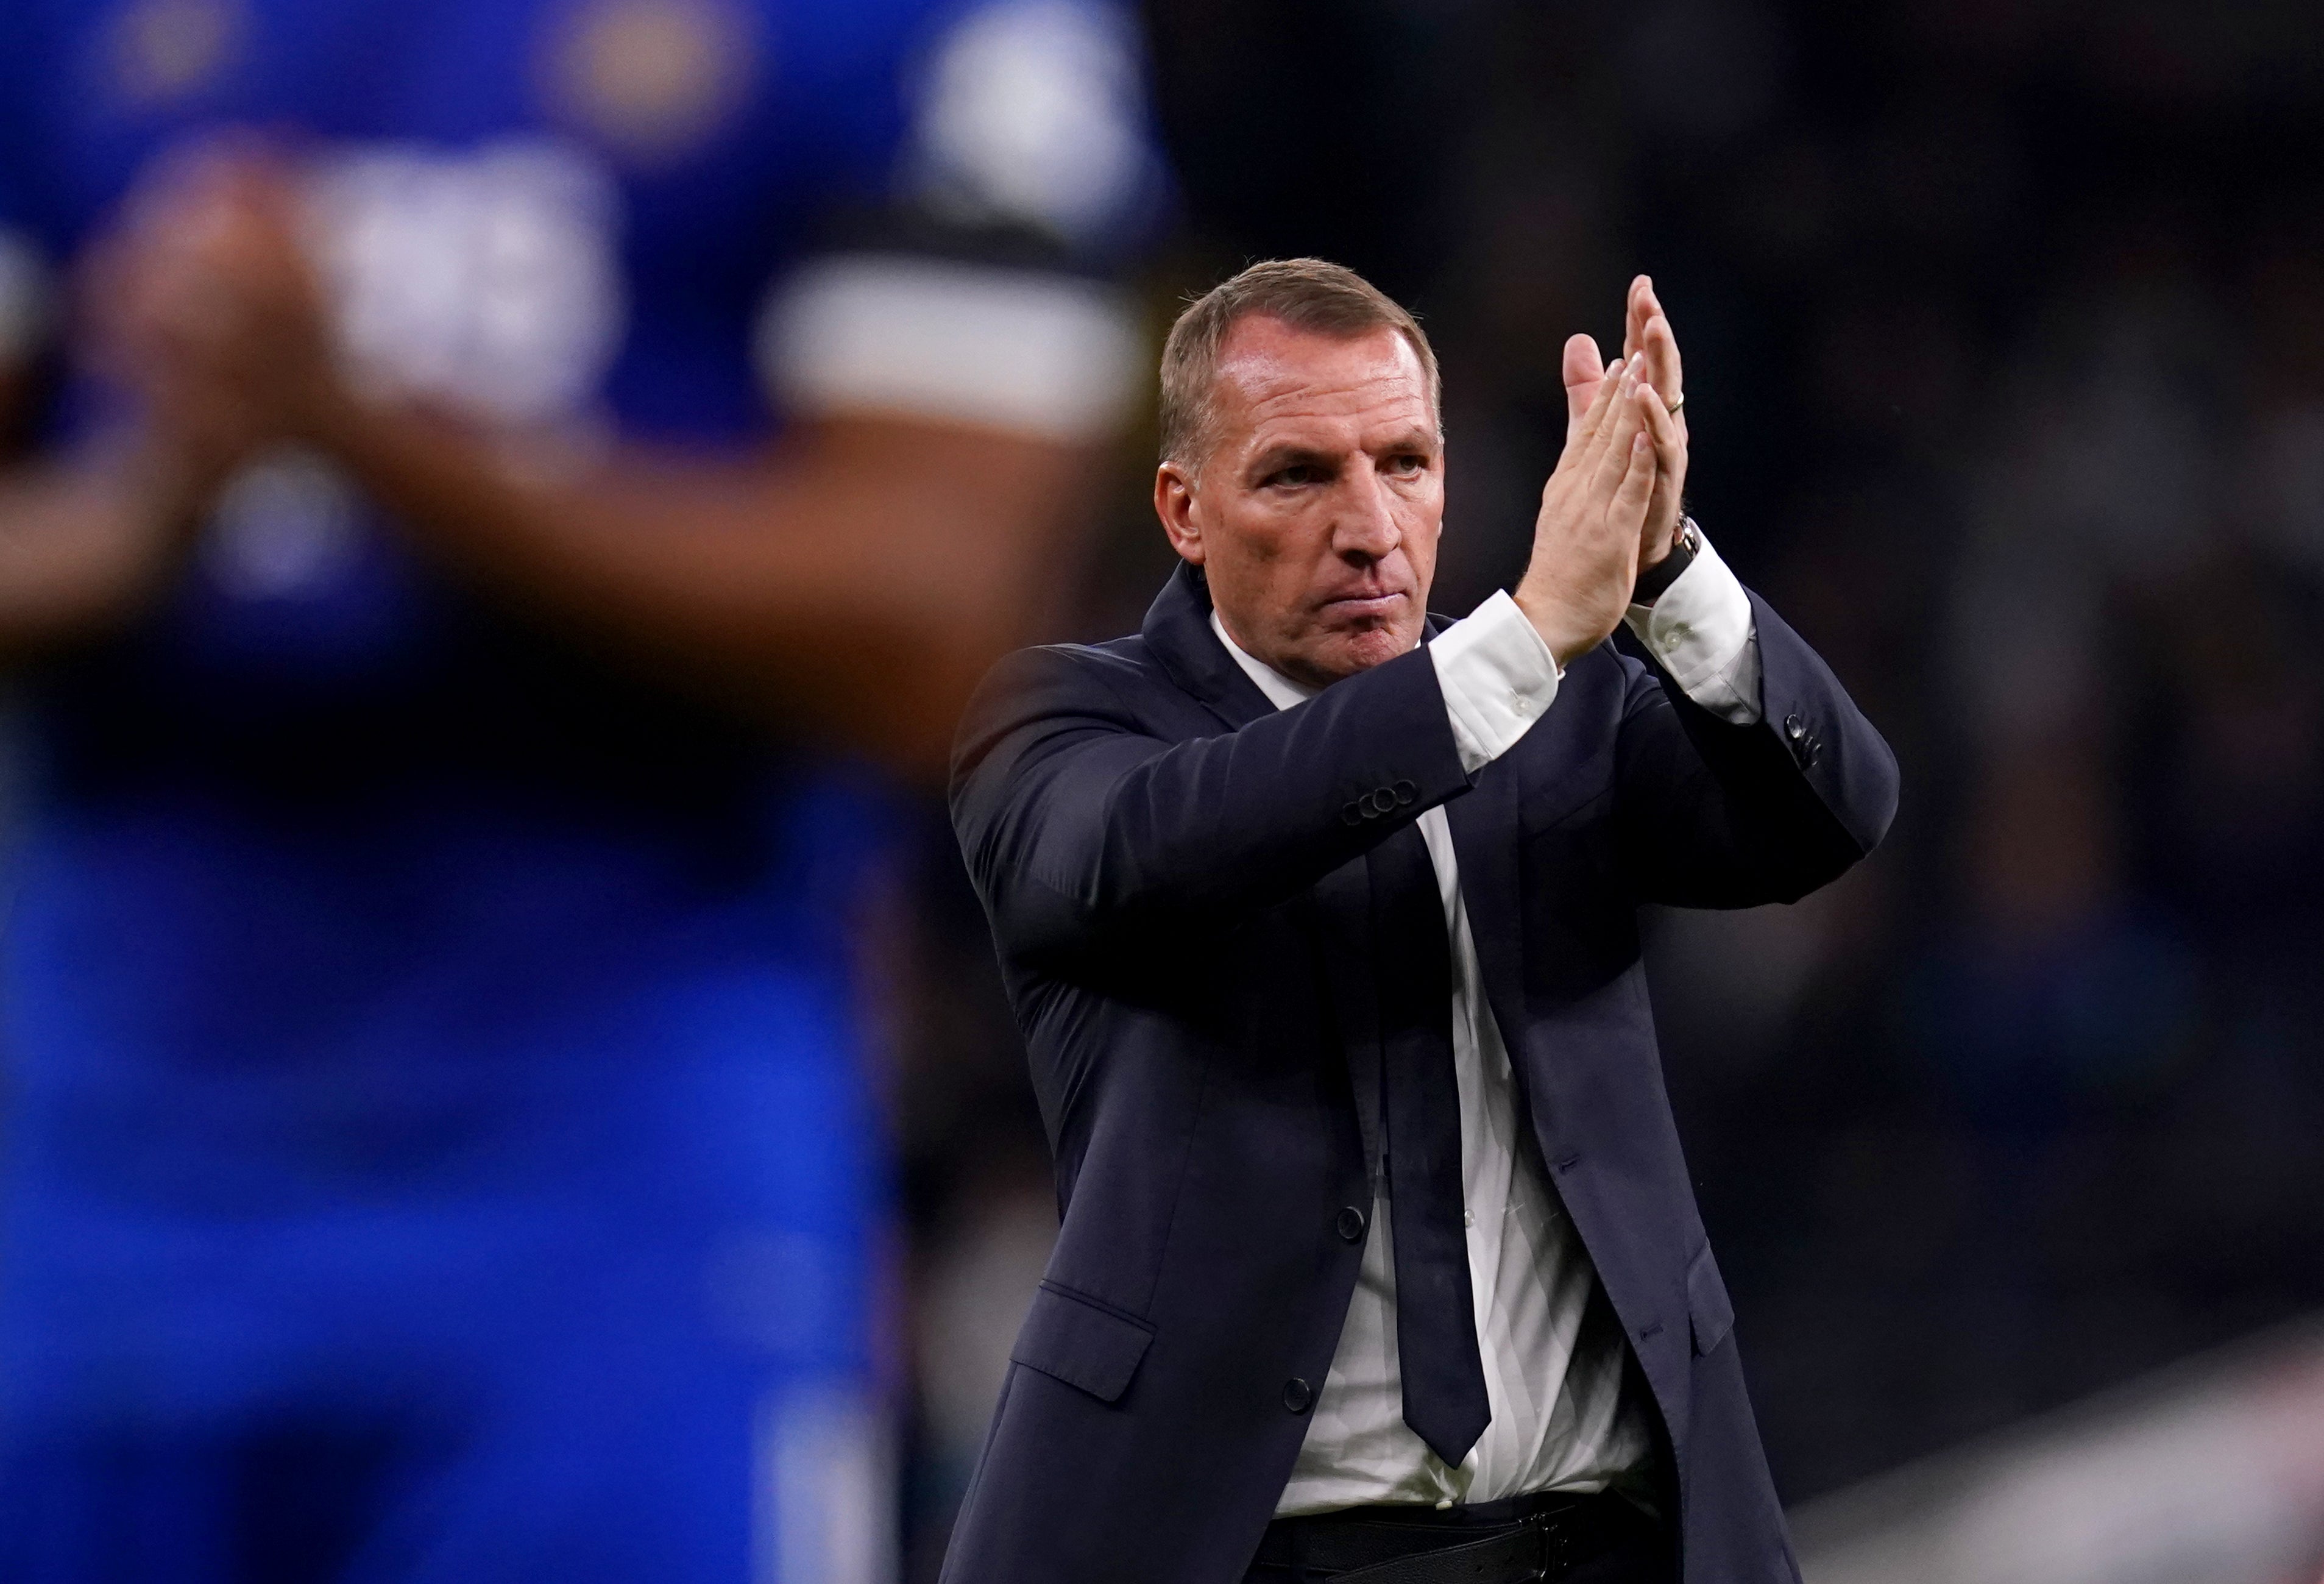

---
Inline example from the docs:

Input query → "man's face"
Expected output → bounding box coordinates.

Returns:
[1155,318,1442,691]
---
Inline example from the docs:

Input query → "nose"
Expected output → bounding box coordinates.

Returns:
[1330,466,1401,562]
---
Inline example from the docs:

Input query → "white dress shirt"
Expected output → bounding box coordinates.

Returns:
[1206,538,1762,1517]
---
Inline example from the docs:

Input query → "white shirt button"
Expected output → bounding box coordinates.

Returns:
[1464,1209,1475,1228]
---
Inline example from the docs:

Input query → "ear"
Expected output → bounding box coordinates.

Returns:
[1154,461,1206,566]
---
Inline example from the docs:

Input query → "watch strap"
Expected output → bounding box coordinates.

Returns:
[1632,516,1700,605]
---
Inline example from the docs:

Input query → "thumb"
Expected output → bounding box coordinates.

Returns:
[1563,333,1604,441]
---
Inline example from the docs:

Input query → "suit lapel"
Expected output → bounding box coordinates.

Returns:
[1141,570,1459,1188]
[1139,561,1276,733]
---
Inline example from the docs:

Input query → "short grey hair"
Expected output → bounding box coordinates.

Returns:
[1157,258,1441,469]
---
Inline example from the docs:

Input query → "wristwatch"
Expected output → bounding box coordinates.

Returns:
[1632,516,1701,606]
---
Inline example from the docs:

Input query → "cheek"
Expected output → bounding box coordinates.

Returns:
[1232,506,1330,580]
[1399,505,1443,575]
[1206,508,1311,623]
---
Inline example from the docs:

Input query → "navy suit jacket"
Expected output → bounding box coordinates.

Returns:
[944,563,1899,1584]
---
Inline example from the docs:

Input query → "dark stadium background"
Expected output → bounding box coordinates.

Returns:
[896,0,2324,1574]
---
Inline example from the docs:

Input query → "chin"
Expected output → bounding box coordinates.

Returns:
[1318,624,1417,681]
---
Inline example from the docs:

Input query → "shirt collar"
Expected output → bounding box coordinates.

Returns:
[1209,609,1318,712]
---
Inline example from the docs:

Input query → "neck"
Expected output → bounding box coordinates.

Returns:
[1210,609,1319,706]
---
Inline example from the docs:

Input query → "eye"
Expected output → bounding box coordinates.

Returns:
[1269,463,1322,488]
[1386,452,1429,475]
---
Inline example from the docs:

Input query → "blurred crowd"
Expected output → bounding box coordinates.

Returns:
[3,0,2323,1579]
[898,0,2324,1571]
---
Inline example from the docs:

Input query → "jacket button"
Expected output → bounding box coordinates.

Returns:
[1784,714,1805,741]
[1336,1206,1368,1243]
[1370,787,1398,814]
[1283,1377,1315,1413]
[1392,780,1417,805]
[1341,801,1364,826]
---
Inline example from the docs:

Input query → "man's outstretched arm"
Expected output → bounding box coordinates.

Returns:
[294,406,1095,775]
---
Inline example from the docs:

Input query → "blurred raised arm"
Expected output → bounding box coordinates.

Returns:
[0,151,1135,778]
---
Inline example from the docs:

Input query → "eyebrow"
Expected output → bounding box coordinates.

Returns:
[1244,443,1337,480]
[1244,430,1440,480]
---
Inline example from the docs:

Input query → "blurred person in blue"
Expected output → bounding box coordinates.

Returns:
[0,0,1163,1577]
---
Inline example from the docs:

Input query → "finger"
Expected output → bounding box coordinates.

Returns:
[1590,364,1649,495]
[1562,333,1604,439]
[1623,277,1679,396]
[1622,275,1651,364]
[1568,352,1627,466]
[1610,422,1657,545]
[1644,308,1682,413]
[1638,379,1684,472]
[1571,358,1626,488]
[1636,380,1687,539]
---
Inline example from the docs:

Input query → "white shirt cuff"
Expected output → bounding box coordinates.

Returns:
[1429,590,1562,773]
[1624,533,1762,725]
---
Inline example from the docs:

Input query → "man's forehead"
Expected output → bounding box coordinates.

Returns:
[1213,318,1433,439]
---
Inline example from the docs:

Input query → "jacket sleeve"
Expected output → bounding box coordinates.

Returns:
[1611,589,1900,907]
[949,641,1472,964]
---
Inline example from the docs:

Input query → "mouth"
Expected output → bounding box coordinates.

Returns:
[1319,591,1408,622]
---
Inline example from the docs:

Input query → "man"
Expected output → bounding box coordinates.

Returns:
[0,0,1158,1577]
[948,260,1899,1583]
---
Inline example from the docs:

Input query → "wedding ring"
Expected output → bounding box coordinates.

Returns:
[1663,391,1685,416]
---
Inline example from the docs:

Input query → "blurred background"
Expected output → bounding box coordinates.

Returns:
[3,0,2323,1580]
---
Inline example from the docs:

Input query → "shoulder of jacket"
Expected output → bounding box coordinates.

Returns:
[954,633,1165,770]
[1000,634,1163,696]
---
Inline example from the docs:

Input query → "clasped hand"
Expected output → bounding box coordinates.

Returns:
[1514,276,1690,669]
[80,141,347,495]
